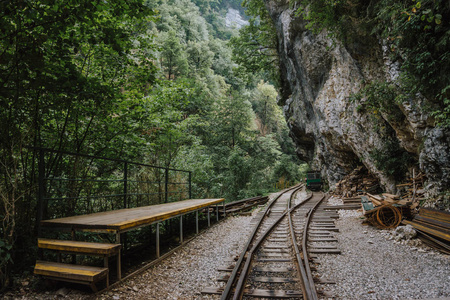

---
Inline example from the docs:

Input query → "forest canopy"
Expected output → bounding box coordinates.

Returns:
[0,0,304,289]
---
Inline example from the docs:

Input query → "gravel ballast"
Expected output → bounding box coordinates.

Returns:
[315,197,450,300]
[98,214,254,300]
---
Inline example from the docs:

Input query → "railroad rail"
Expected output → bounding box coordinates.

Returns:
[203,187,341,299]
[221,196,269,215]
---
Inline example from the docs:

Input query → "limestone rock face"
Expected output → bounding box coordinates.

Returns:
[225,8,249,29]
[266,0,450,194]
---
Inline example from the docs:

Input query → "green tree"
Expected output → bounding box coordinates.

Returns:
[229,0,279,85]
[251,81,281,135]
[0,0,157,289]
[159,30,189,79]
[186,41,214,76]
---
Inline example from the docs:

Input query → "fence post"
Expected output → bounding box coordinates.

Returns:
[36,149,45,237]
[123,162,128,209]
[189,171,192,199]
[165,168,169,203]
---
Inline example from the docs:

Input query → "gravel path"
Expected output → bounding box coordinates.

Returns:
[97,214,254,300]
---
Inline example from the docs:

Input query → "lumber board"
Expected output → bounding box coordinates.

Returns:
[34,261,108,282]
[309,238,338,242]
[419,208,450,224]
[253,277,297,283]
[260,248,290,253]
[244,289,302,298]
[253,266,293,272]
[310,227,339,232]
[308,245,338,249]
[414,215,450,230]
[257,258,291,262]
[308,248,341,254]
[201,287,223,294]
[217,265,234,272]
[41,198,224,232]
[382,193,400,199]
[38,239,121,256]
[258,253,291,258]
[403,220,450,242]
[323,204,361,210]
[263,244,289,249]
[202,287,303,298]
[417,231,450,254]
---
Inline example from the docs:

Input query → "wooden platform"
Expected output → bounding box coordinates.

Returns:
[41,198,224,234]
[36,198,224,287]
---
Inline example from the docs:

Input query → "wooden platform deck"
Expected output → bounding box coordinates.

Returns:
[41,198,225,235]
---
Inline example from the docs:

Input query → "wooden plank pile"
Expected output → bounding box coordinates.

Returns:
[395,171,426,202]
[357,171,427,229]
[333,166,381,198]
[403,208,450,254]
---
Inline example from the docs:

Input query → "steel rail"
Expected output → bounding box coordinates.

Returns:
[232,187,322,300]
[302,192,327,300]
[220,184,302,300]
[288,192,314,299]
[231,185,304,300]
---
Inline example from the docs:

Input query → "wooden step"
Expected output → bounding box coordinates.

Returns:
[34,260,108,291]
[38,239,121,256]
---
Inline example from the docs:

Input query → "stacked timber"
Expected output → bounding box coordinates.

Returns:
[333,166,381,198]
[403,208,450,254]
[396,172,426,202]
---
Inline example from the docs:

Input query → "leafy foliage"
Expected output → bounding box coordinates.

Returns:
[0,0,304,288]
[374,0,450,126]
[369,138,415,180]
[351,81,406,123]
[0,0,158,290]
[229,0,280,86]
[294,0,450,126]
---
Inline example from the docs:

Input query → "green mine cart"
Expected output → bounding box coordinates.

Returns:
[306,171,322,191]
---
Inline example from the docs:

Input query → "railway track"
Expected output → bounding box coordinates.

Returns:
[221,196,269,215]
[203,186,341,299]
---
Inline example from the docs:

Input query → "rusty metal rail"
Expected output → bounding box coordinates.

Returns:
[295,192,326,300]
[220,184,303,300]
[221,196,269,214]
[217,189,329,300]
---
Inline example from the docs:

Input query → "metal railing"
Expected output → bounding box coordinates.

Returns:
[31,147,191,233]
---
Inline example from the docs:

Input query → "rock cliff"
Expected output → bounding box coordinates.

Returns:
[265,0,450,197]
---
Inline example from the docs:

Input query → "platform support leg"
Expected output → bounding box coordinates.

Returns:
[207,206,210,227]
[104,256,109,287]
[116,232,122,280]
[180,215,183,244]
[196,210,199,234]
[71,230,76,264]
[216,204,219,222]
[156,222,160,258]
[223,201,226,218]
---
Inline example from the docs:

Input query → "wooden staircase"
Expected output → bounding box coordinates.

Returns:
[34,238,121,291]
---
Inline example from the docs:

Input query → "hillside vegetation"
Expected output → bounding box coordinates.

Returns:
[0,0,305,290]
